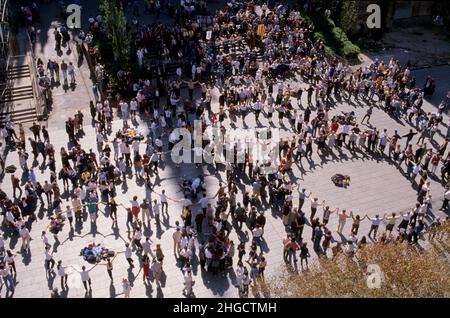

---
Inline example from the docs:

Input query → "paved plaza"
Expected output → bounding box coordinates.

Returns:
[0,1,449,298]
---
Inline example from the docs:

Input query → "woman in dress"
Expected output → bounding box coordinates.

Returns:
[327,131,336,148]
[142,254,150,283]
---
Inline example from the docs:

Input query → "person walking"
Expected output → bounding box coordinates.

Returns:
[361,106,373,123]
[133,227,143,251]
[57,260,68,288]
[160,190,168,215]
[19,225,31,252]
[68,62,75,84]
[155,244,165,267]
[151,258,163,287]
[4,250,17,277]
[61,60,68,82]
[125,243,134,268]
[172,227,182,258]
[141,199,150,225]
[142,254,150,283]
[0,262,15,293]
[44,246,56,273]
[182,268,195,296]
[440,188,450,212]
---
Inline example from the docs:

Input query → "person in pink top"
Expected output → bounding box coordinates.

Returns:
[337,209,351,233]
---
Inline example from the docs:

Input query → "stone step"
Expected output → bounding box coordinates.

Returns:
[1,85,34,102]
[0,106,38,124]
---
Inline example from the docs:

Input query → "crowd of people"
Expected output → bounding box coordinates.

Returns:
[1,0,449,298]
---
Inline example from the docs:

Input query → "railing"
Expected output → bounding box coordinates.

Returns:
[25,30,47,120]
[0,0,9,58]
[0,51,11,99]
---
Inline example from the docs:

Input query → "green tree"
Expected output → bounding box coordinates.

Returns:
[266,229,450,298]
[101,0,131,63]
[324,0,343,24]
[340,0,358,33]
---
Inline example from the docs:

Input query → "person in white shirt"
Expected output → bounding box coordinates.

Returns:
[131,139,140,157]
[5,210,16,231]
[44,246,55,272]
[0,262,15,292]
[41,230,51,249]
[252,224,264,248]
[133,227,143,250]
[159,190,168,215]
[179,246,193,266]
[71,265,92,291]
[179,195,193,214]
[4,250,17,276]
[120,141,131,167]
[198,193,209,214]
[440,189,450,212]
[130,99,138,119]
[182,269,194,296]
[153,199,161,224]
[151,258,162,286]
[142,237,153,256]
[253,101,263,122]
[154,137,163,155]
[117,157,127,180]
[310,198,325,221]
[120,101,129,127]
[57,260,68,288]
[125,242,134,268]
[19,225,31,252]
[65,205,73,228]
[367,214,384,239]
[150,151,159,174]
[172,228,182,257]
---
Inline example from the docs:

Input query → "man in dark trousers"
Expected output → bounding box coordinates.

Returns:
[307,85,314,105]
[402,129,418,147]
[361,106,373,123]
[29,122,41,140]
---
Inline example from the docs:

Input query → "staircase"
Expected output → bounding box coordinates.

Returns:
[0,84,34,103]
[0,55,38,124]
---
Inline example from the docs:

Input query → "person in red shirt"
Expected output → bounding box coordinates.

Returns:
[284,237,300,265]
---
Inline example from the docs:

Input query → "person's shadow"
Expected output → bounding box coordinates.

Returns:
[156,285,164,298]
[60,286,69,298]
[109,282,116,298]
[144,280,153,298]
[46,270,56,290]
[84,289,93,298]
